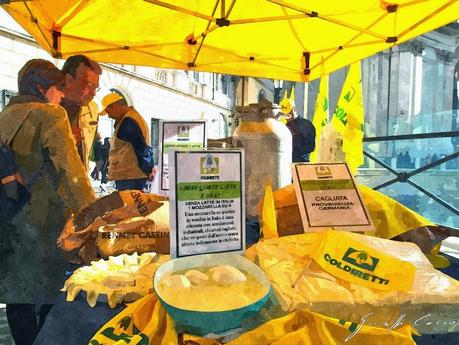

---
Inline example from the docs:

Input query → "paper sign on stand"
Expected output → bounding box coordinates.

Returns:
[292,162,374,232]
[158,121,207,195]
[169,149,245,258]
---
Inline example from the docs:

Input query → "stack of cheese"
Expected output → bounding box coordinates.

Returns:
[61,252,169,308]
[245,234,459,334]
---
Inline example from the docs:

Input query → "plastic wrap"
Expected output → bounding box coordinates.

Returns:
[58,190,170,263]
[246,233,459,334]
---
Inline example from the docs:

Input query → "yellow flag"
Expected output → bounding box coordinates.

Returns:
[279,87,295,116]
[260,178,278,239]
[309,75,329,163]
[331,62,364,174]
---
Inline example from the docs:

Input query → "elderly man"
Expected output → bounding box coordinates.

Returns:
[61,55,102,170]
[100,92,154,191]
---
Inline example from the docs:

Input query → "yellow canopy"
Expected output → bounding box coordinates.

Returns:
[2,0,458,81]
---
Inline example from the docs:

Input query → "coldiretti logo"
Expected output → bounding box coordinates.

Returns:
[315,166,332,179]
[342,248,379,272]
[177,125,190,141]
[323,250,389,286]
[200,154,219,175]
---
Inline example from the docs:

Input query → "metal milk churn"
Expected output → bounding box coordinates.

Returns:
[233,99,292,220]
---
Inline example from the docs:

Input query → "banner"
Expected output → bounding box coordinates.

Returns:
[331,62,364,175]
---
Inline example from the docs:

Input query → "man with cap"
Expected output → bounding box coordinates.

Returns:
[61,55,102,171]
[100,92,155,191]
[279,88,316,162]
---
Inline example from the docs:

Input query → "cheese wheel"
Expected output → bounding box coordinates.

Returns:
[162,274,191,289]
[185,269,209,286]
[210,265,247,285]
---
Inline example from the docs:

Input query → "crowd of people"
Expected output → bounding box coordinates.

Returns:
[0,55,156,345]
[0,57,97,344]
[90,135,110,183]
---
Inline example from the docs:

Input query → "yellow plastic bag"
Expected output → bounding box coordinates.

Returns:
[225,309,416,345]
[311,230,416,292]
[90,297,416,345]
[358,185,434,239]
[359,186,451,268]
[89,294,177,345]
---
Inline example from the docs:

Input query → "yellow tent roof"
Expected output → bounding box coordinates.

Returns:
[2,0,458,81]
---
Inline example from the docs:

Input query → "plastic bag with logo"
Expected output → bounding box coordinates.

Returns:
[311,230,416,292]
[89,293,178,345]
[89,293,416,345]
[225,309,416,345]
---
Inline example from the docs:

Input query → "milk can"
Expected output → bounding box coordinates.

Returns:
[233,100,292,220]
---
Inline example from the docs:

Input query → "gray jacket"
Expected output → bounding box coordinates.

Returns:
[0,95,95,304]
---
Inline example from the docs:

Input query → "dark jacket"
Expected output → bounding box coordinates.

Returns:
[0,95,95,304]
[286,117,316,162]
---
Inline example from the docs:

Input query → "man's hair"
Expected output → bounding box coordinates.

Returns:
[18,59,64,100]
[62,55,102,77]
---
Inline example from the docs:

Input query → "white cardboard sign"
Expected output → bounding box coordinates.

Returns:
[158,121,207,195]
[292,162,374,232]
[169,149,245,258]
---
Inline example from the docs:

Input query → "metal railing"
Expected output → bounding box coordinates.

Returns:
[363,131,459,216]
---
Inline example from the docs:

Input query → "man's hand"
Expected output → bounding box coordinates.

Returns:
[148,166,157,181]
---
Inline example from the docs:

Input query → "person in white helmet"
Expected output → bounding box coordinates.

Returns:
[99,92,155,190]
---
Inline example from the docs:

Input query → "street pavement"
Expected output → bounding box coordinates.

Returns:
[0,306,13,345]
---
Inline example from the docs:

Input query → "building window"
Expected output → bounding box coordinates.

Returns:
[193,71,200,82]
[221,75,228,95]
[155,70,167,84]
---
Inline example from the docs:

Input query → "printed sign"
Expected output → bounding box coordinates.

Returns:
[158,121,207,195]
[292,162,374,232]
[169,149,245,258]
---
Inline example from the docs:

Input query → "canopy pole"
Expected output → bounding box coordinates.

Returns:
[303,52,310,75]
[386,47,392,136]
[52,30,61,58]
